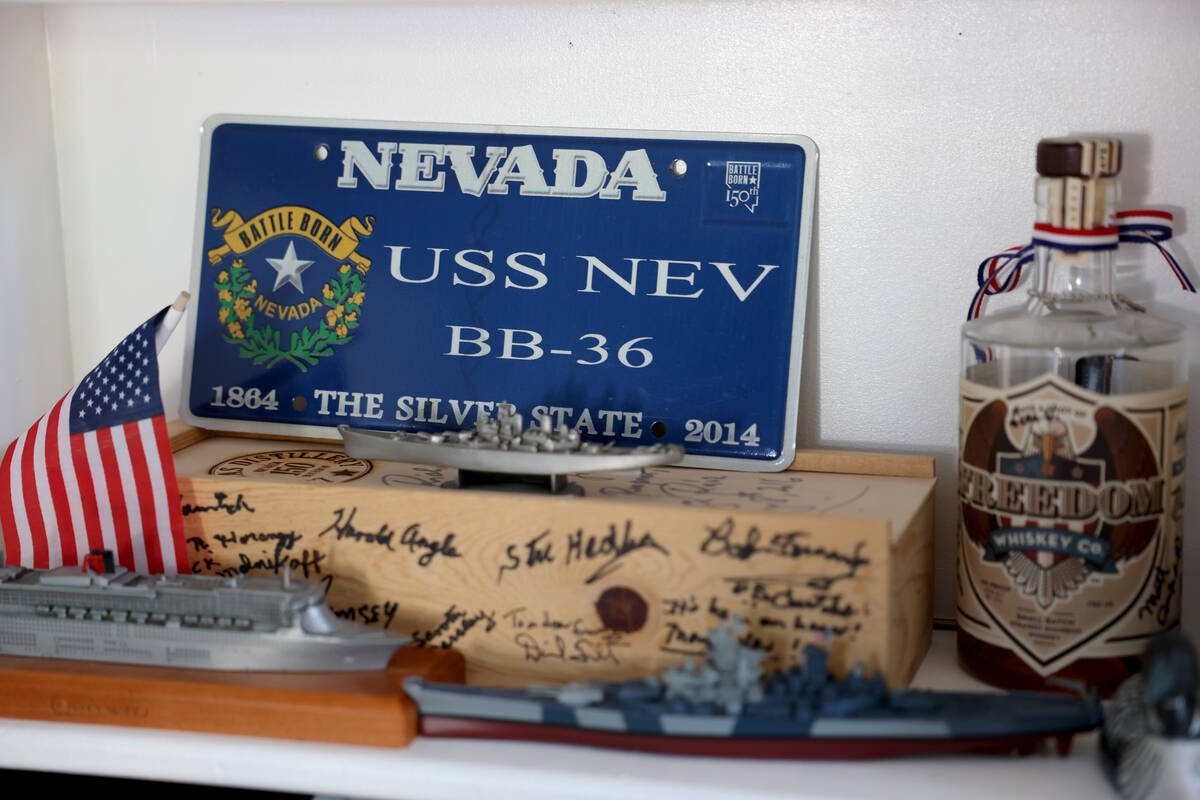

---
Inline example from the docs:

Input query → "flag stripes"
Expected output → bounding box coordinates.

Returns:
[0,404,186,574]
[0,306,187,575]
[43,395,75,566]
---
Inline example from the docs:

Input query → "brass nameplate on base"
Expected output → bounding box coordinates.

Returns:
[172,425,936,687]
[0,646,463,746]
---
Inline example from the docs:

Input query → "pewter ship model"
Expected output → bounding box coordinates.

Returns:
[340,403,683,492]
[0,550,410,671]
[404,619,1103,759]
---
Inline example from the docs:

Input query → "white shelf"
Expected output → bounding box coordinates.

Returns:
[0,632,1114,799]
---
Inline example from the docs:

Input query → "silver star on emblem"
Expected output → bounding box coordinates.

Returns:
[265,241,314,293]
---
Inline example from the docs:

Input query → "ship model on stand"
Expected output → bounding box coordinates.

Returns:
[0,296,460,747]
[340,402,683,493]
[405,618,1104,759]
[0,549,410,671]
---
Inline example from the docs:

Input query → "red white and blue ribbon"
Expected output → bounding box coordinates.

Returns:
[967,209,1195,320]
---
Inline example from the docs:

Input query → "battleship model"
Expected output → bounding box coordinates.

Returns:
[404,619,1103,759]
[0,550,411,671]
[1101,631,1200,799]
[339,403,683,493]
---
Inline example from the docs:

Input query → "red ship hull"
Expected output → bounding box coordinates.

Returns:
[420,716,1077,759]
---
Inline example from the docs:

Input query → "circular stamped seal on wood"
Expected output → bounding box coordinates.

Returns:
[594,586,648,633]
[208,449,373,484]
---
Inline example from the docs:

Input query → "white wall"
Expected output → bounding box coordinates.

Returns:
[22,0,1200,627]
[0,6,72,445]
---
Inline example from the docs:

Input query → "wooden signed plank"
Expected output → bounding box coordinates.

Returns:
[787,448,936,478]
[173,435,937,688]
[886,484,935,681]
[0,646,463,746]
[168,421,343,450]
[167,419,214,452]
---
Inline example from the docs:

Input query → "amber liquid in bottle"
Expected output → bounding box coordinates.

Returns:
[956,138,1187,696]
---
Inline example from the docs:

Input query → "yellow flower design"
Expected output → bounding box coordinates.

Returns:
[339,264,350,274]
[234,298,252,321]
[218,289,233,302]
[325,309,338,327]
[217,271,229,284]
[232,258,245,268]
[247,279,258,293]
[227,322,244,339]
[336,324,348,338]
[345,311,358,323]
[350,292,365,306]
[218,307,229,323]
[322,284,334,300]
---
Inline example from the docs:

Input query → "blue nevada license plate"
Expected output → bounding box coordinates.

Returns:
[182,116,816,470]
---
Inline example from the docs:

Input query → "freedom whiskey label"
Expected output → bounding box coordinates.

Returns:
[957,374,1186,676]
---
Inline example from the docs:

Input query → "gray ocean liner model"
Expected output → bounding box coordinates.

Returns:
[339,403,683,492]
[0,551,410,671]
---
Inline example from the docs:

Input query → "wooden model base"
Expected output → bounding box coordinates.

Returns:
[0,646,463,747]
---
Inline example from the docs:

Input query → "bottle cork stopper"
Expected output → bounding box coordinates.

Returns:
[1037,137,1121,231]
[1037,137,1122,178]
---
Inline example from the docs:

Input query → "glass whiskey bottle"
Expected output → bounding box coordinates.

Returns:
[956,137,1188,695]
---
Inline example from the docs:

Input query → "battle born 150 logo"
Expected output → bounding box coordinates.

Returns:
[206,206,374,371]
[725,161,761,213]
[959,384,1163,613]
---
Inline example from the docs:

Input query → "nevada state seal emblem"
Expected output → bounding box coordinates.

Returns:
[206,206,374,371]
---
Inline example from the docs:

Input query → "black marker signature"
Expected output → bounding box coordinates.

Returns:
[700,518,870,588]
[659,621,776,658]
[568,520,669,584]
[212,530,301,552]
[333,599,399,630]
[318,507,395,550]
[209,530,302,577]
[1139,537,1182,626]
[180,492,255,516]
[319,508,460,566]
[382,466,447,489]
[221,548,325,579]
[501,606,606,637]
[497,530,555,583]
[496,522,669,584]
[724,577,859,617]
[514,631,625,665]
[412,605,496,648]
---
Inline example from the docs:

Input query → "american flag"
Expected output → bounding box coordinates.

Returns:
[0,300,189,574]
